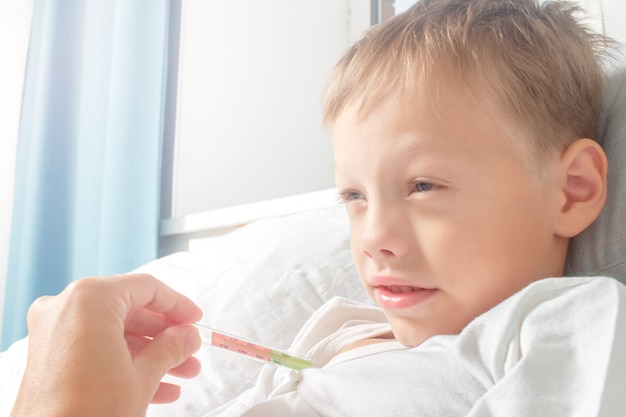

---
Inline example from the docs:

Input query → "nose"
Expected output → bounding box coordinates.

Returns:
[357,205,410,260]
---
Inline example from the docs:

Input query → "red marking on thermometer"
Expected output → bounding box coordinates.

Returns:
[194,323,313,371]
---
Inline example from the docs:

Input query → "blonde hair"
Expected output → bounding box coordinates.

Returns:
[323,0,614,161]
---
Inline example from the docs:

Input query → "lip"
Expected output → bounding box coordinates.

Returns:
[369,276,437,310]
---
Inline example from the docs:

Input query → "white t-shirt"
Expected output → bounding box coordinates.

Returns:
[204,277,626,417]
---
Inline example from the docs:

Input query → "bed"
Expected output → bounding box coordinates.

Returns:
[0,49,625,417]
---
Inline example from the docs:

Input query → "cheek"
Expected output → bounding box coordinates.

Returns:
[427,208,524,287]
[350,235,365,271]
[445,220,518,276]
[443,215,549,304]
[348,225,369,281]
[446,183,544,254]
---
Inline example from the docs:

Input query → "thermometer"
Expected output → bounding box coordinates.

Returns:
[194,323,313,371]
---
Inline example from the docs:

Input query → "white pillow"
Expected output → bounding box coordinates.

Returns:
[139,206,368,416]
[565,46,626,282]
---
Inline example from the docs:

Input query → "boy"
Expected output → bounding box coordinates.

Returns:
[10,0,625,416]
[325,0,612,348]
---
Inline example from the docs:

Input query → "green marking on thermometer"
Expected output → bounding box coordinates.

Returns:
[194,323,313,371]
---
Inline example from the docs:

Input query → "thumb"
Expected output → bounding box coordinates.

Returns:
[134,325,201,392]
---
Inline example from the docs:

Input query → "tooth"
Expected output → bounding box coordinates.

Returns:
[388,285,415,294]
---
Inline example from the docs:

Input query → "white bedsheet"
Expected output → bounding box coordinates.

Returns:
[204,277,626,416]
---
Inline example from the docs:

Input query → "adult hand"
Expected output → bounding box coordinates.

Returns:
[10,273,203,417]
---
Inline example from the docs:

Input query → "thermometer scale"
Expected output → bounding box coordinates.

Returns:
[194,323,313,371]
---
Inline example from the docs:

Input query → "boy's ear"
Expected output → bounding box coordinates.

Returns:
[554,138,608,238]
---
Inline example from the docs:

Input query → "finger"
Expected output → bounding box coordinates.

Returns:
[125,333,150,356]
[133,325,201,394]
[125,334,202,379]
[151,382,182,404]
[167,356,202,379]
[125,307,176,337]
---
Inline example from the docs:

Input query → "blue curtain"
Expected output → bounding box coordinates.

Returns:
[2,0,171,349]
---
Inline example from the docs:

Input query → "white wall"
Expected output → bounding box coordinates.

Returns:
[170,0,371,218]
[0,0,34,346]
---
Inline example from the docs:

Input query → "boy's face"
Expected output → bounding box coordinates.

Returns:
[331,86,568,347]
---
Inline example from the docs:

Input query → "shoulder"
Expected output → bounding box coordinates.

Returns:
[485,276,624,319]
[512,276,624,315]
[453,277,626,378]
[456,277,626,414]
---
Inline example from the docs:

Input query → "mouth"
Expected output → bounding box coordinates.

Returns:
[373,284,437,309]
[384,285,422,294]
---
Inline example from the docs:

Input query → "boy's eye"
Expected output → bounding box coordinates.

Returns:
[413,181,437,193]
[337,190,365,203]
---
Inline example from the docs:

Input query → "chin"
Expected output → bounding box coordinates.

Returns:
[390,318,467,347]
[391,325,434,347]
